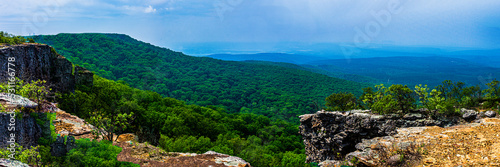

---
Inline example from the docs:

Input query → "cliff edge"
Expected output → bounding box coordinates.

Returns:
[0,44,92,93]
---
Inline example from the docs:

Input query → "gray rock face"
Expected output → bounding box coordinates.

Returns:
[299,110,446,163]
[50,136,76,157]
[485,111,497,118]
[0,112,49,149]
[0,44,93,93]
[461,108,478,121]
[204,151,252,167]
[0,93,38,108]
[0,158,29,167]
[0,44,73,92]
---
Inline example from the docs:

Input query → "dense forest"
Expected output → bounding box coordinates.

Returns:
[0,31,34,44]
[56,75,308,167]
[325,80,500,116]
[32,33,370,123]
[207,53,500,88]
[304,56,500,88]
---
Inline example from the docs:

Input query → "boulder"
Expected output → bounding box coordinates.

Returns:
[485,111,497,118]
[461,109,478,121]
[204,151,251,167]
[0,93,38,109]
[0,158,29,167]
[403,113,423,120]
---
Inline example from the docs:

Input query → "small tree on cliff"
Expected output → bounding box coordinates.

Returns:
[325,92,358,111]
[370,84,415,114]
[18,80,51,111]
[87,77,138,141]
[483,79,500,108]
[388,84,416,113]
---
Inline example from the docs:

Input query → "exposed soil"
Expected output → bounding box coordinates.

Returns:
[418,118,500,166]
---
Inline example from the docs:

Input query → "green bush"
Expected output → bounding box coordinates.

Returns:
[365,84,415,114]
[325,92,358,111]
[0,144,41,166]
[159,135,213,153]
[60,138,139,167]
[0,31,27,44]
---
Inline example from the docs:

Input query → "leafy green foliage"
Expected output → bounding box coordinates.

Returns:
[54,139,139,167]
[17,80,51,111]
[89,111,134,141]
[435,80,482,110]
[0,31,27,45]
[33,33,369,122]
[362,84,415,114]
[305,56,500,88]
[325,92,357,111]
[0,145,41,166]
[57,75,307,167]
[483,79,500,108]
[387,84,416,113]
[414,84,454,115]
[354,80,497,115]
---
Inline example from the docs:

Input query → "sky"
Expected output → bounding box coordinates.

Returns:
[1,0,500,55]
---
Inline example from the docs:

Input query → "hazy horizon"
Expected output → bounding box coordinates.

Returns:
[2,0,500,56]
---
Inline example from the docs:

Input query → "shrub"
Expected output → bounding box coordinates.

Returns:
[61,138,139,167]
[0,144,41,166]
[325,92,358,111]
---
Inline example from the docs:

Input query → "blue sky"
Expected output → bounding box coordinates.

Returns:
[1,0,500,55]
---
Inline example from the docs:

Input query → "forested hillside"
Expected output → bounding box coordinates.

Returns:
[57,75,307,167]
[32,33,369,122]
[305,56,500,87]
[207,53,500,88]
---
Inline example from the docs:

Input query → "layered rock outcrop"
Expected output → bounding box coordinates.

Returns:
[0,111,51,149]
[0,44,92,153]
[299,110,459,163]
[0,44,93,93]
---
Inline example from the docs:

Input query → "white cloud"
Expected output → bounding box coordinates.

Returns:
[144,5,157,13]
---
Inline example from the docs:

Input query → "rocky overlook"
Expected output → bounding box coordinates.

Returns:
[0,44,92,93]
[299,110,498,166]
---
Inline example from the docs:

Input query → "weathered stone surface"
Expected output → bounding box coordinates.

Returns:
[74,66,94,88]
[0,93,38,109]
[0,158,29,167]
[204,151,251,167]
[0,112,49,149]
[299,110,453,163]
[115,141,252,167]
[0,44,72,92]
[0,44,93,93]
[53,109,94,139]
[485,110,497,118]
[50,136,76,157]
[403,113,423,120]
[461,108,478,121]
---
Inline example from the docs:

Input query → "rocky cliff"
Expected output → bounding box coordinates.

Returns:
[0,111,52,149]
[0,44,92,93]
[298,110,461,163]
[0,44,92,152]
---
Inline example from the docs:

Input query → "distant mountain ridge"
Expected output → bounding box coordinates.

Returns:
[207,52,500,87]
[206,53,325,64]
